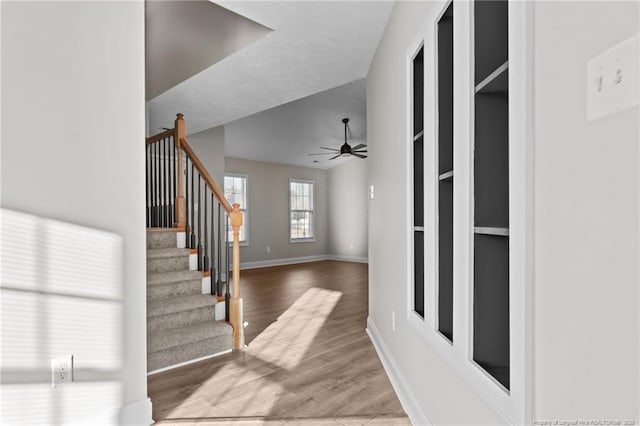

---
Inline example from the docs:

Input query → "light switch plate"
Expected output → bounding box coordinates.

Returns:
[587,34,640,122]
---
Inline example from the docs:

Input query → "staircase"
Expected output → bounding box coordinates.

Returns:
[145,114,245,373]
[146,229,231,372]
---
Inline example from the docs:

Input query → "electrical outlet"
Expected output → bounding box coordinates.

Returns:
[51,355,74,388]
[266,246,271,253]
[369,184,375,200]
[391,310,396,331]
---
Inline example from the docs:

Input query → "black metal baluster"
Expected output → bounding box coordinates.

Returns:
[153,142,158,227]
[203,185,209,272]
[158,140,162,226]
[185,156,190,248]
[145,144,149,227]
[172,137,176,226]
[164,137,169,227]
[197,175,202,271]
[217,202,222,296]
[190,163,196,248]
[210,193,215,295]
[225,214,230,322]
[158,139,164,227]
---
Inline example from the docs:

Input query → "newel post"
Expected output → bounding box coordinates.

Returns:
[229,203,245,350]
[174,113,186,229]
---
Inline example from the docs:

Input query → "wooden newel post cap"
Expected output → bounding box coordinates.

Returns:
[231,203,243,228]
[176,113,184,120]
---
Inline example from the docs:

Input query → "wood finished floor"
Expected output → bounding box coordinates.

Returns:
[148,261,409,425]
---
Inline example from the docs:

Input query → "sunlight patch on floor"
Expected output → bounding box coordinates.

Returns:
[247,287,342,370]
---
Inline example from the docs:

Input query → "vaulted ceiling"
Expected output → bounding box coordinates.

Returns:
[147,1,393,169]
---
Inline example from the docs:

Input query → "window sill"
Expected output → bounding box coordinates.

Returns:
[290,238,315,244]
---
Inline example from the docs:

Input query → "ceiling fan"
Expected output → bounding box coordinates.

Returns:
[309,118,367,160]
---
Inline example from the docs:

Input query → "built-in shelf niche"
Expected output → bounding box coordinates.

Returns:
[413,46,425,318]
[472,0,510,390]
[437,2,454,342]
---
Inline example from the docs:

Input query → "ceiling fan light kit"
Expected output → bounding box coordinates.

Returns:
[308,117,368,161]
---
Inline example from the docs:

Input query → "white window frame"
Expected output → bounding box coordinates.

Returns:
[224,173,249,247]
[289,178,315,243]
[405,1,533,424]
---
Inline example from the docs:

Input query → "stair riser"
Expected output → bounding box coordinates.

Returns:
[147,231,178,249]
[148,280,202,301]
[148,307,214,334]
[148,334,232,372]
[147,256,189,273]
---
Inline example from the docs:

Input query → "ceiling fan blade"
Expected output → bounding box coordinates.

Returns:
[351,144,367,151]
[320,147,340,151]
[352,153,368,159]
[329,154,341,160]
[308,153,334,156]
[353,150,368,153]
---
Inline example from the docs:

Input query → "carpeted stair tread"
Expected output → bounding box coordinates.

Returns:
[148,270,203,286]
[147,305,215,334]
[148,320,232,353]
[148,294,217,318]
[146,228,180,249]
[147,333,232,372]
[148,279,202,301]
[147,248,190,259]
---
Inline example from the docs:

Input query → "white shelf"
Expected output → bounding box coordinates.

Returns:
[439,170,454,181]
[475,61,509,93]
[414,226,425,231]
[474,227,509,237]
[413,130,424,141]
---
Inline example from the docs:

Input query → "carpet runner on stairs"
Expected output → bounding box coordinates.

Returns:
[146,229,232,373]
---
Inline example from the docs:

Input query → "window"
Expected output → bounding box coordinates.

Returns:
[289,179,314,241]
[224,174,248,244]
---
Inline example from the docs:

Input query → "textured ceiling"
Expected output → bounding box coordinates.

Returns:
[224,78,366,170]
[147,1,393,136]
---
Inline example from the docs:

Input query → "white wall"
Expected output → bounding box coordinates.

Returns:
[367,2,506,424]
[533,1,639,421]
[327,159,368,261]
[1,1,149,424]
[225,157,328,264]
[190,126,226,188]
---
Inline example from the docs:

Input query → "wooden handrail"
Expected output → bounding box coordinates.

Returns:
[145,128,175,145]
[179,137,233,213]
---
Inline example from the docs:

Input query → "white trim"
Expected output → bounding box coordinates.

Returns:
[237,254,366,270]
[239,255,328,270]
[326,254,368,264]
[176,231,186,249]
[366,317,432,426]
[117,398,153,426]
[406,7,427,325]
[147,349,233,376]
[201,274,211,294]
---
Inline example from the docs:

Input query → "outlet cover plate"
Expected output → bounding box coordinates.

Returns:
[51,355,74,388]
[587,34,640,122]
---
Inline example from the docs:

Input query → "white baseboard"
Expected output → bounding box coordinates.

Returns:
[239,255,328,270]
[117,398,153,426]
[366,317,432,426]
[147,349,233,376]
[238,254,368,270]
[326,254,368,263]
